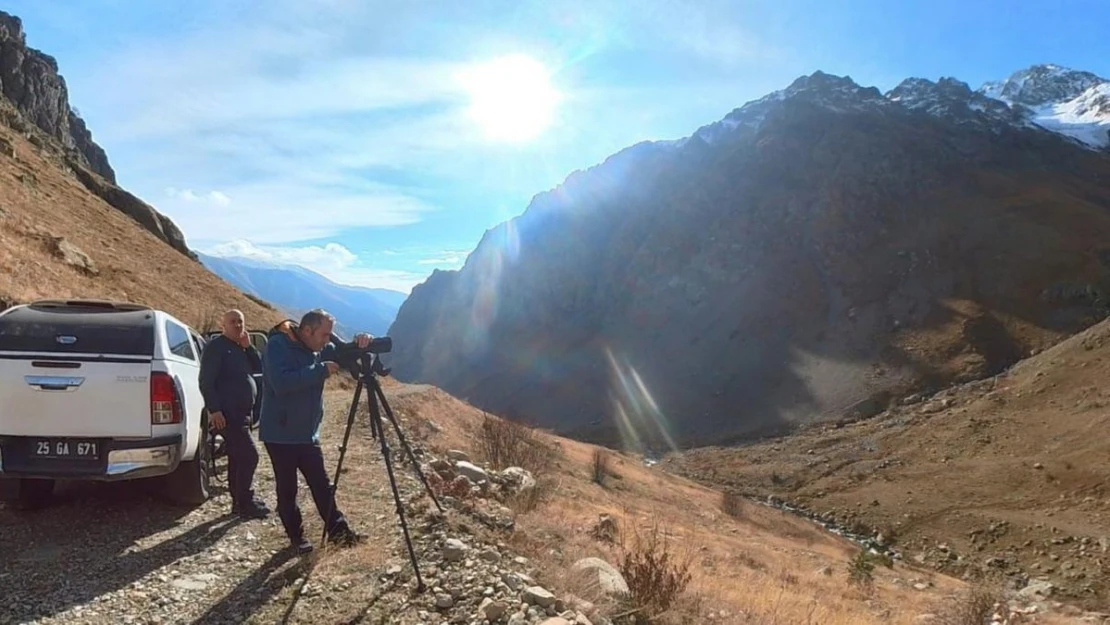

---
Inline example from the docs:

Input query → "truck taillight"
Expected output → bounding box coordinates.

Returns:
[150,372,181,425]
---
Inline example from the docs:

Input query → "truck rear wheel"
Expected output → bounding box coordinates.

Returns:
[163,422,212,506]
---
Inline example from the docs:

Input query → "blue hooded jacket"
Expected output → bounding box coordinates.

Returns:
[258,320,345,445]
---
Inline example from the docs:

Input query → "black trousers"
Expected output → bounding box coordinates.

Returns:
[222,418,258,508]
[263,442,349,542]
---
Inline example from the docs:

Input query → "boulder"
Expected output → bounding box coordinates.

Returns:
[455,460,489,484]
[446,449,471,462]
[443,538,468,562]
[523,585,556,607]
[569,557,630,597]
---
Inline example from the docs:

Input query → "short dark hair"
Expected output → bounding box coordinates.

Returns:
[299,309,335,330]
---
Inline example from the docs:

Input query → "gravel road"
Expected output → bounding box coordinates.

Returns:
[0,391,598,625]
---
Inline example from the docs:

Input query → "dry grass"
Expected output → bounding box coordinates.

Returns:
[390,388,975,625]
[721,490,745,519]
[665,316,1110,612]
[934,580,1006,625]
[591,448,612,486]
[472,412,559,475]
[613,517,694,624]
[0,108,282,330]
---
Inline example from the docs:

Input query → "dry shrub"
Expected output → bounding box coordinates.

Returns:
[474,413,557,475]
[846,550,876,594]
[592,449,612,486]
[936,580,1004,625]
[504,475,558,514]
[195,305,223,334]
[721,490,745,519]
[615,518,694,624]
[243,291,275,310]
[589,514,620,544]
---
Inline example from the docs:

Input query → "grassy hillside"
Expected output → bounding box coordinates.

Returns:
[663,314,1110,611]
[0,103,283,329]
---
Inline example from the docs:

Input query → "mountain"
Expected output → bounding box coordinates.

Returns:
[0,23,280,328]
[0,11,192,259]
[197,252,407,337]
[388,65,1110,450]
[979,64,1110,148]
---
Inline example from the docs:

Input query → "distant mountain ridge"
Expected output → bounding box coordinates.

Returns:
[387,63,1110,450]
[197,253,406,338]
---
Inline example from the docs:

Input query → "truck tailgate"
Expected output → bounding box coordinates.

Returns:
[0,356,154,438]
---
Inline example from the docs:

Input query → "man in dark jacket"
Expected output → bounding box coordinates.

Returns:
[199,309,270,519]
[260,309,369,553]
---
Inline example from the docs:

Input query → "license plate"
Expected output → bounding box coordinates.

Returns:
[33,438,101,459]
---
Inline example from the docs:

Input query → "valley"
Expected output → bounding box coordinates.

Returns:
[662,317,1110,611]
[0,4,1109,623]
[387,66,1110,451]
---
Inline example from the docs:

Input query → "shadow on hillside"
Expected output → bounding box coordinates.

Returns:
[392,109,1110,452]
[0,474,238,622]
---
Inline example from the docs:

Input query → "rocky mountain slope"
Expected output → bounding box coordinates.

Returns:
[0,10,191,258]
[979,64,1110,148]
[197,252,407,336]
[0,12,279,327]
[662,313,1110,611]
[388,65,1110,450]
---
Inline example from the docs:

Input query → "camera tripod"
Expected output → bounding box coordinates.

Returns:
[321,353,443,593]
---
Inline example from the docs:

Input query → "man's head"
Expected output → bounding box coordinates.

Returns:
[296,309,335,352]
[220,309,245,340]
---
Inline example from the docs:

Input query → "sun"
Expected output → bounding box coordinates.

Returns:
[457,54,562,143]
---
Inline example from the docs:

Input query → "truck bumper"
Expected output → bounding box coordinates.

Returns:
[0,435,183,481]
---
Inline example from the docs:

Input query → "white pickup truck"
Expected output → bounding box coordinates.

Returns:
[0,299,215,508]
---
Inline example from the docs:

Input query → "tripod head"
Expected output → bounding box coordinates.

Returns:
[330,333,393,379]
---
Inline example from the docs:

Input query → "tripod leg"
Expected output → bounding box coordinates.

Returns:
[322,375,364,545]
[368,395,426,592]
[371,378,444,513]
[370,403,381,441]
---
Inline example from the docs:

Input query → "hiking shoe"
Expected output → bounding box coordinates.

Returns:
[327,527,365,548]
[290,538,314,555]
[238,502,270,520]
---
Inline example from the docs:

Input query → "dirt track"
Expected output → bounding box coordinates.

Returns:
[0,391,438,625]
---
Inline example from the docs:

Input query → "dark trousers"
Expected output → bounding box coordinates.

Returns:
[264,442,349,543]
[222,418,259,508]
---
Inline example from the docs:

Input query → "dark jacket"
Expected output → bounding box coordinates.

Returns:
[258,320,346,445]
[199,334,262,423]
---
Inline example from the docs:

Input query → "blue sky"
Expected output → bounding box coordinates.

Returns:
[7,0,1110,292]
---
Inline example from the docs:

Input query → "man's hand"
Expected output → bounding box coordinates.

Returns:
[237,330,251,348]
[210,411,227,431]
[323,361,341,375]
[354,333,372,349]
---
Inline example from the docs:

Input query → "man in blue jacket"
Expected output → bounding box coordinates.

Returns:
[259,309,370,553]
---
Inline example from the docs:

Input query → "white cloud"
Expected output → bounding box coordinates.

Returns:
[166,187,231,206]
[161,178,435,245]
[51,0,788,273]
[416,250,468,267]
[208,240,357,267]
[204,239,426,293]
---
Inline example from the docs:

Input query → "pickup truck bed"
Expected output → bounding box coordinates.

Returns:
[0,300,211,508]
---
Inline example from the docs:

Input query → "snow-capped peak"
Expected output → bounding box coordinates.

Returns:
[976,64,1110,148]
[681,71,888,146]
[885,76,1031,130]
[655,64,1110,156]
[979,64,1106,107]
